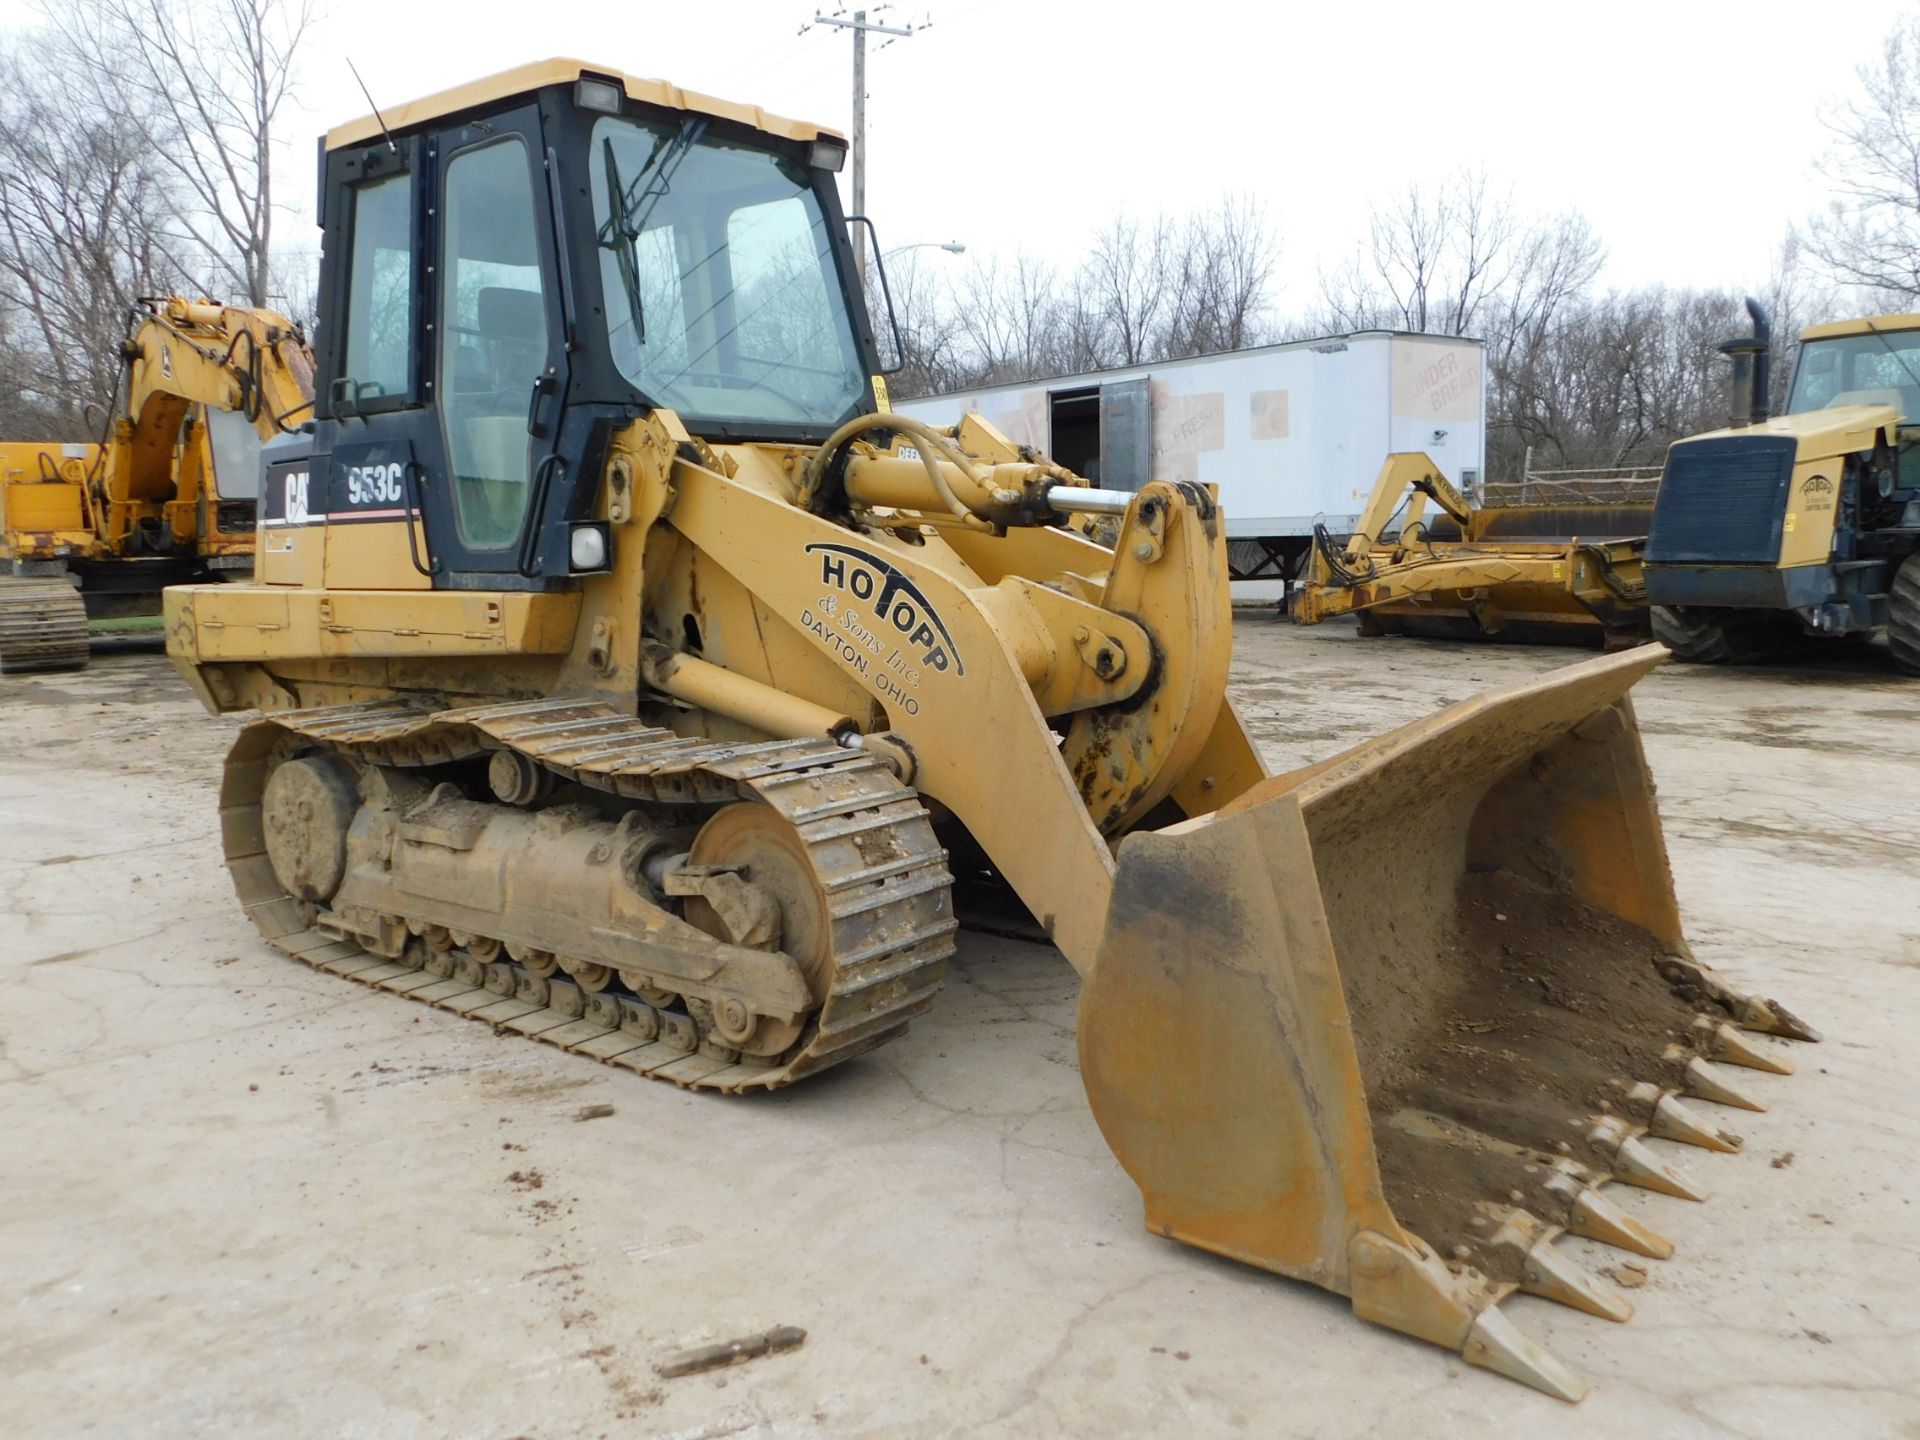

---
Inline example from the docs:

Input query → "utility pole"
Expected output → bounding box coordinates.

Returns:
[809,8,920,289]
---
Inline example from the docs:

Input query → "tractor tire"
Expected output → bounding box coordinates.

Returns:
[1890,554,1920,676]
[1651,606,1739,664]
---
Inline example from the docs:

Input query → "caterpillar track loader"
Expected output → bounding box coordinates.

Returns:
[1646,300,1920,671]
[164,60,1817,1401]
[1292,453,1651,646]
[0,297,314,672]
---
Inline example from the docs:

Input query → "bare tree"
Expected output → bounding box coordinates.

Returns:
[869,251,967,399]
[948,253,1068,386]
[891,198,1280,393]
[1762,228,1836,413]
[1085,215,1170,368]
[0,39,187,431]
[40,0,315,308]
[1807,15,1920,299]
[1161,196,1276,358]
[1320,171,1519,336]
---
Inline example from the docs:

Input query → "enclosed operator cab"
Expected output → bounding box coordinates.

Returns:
[254,58,884,598]
[1645,308,1920,670]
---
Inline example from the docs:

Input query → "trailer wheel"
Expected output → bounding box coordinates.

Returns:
[1890,554,1920,676]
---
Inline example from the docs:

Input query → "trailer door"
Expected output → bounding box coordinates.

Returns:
[1100,376,1152,492]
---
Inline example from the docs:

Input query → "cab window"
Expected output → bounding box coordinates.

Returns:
[438,138,552,551]
[340,171,413,404]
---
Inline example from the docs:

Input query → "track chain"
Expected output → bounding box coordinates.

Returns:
[0,576,89,673]
[221,697,958,1093]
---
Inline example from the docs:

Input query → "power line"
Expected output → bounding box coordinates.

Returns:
[720,25,836,93]
[801,6,928,288]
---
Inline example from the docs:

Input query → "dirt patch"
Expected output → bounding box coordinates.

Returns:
[1368,869,1720,1283]
[483,1073,595,1104]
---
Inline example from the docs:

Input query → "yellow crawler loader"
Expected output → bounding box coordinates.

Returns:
[0,297,314,672]
[1292,453,1651,646]
[165,60,1816,1401]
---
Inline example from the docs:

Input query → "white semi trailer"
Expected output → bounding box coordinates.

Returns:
[893,329,1488,585]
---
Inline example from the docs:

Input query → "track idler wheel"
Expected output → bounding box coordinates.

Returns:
[676,802,827,1058]
[261,754,360,903]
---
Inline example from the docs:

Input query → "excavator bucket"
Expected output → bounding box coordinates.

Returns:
[1079,646,1816,1400]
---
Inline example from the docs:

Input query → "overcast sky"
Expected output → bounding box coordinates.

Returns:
[4,0,1914,312]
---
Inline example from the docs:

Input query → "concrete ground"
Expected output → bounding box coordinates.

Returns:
[2,619,1917,1439]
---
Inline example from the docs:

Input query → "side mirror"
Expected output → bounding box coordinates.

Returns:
[846,215,906,376]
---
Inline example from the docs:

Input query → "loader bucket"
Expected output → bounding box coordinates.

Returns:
[1078,647,1816,1401]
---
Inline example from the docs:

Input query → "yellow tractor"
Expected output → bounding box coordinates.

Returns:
[1291,453,1650,646]
[0,297,314,672]
[1646,301,1920,670]
[165,60,1815,1401]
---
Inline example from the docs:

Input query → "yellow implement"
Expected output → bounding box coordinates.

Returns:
[0,298,313,672]
[1293,453,1650,647]
[165,58,1814,1401]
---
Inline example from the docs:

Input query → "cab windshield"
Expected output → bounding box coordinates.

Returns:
[1786,328,1920,421]
[591,115,866,430]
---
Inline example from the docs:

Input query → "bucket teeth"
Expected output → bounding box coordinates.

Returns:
[1568,1186,1674,1259]
[1659,955,1820,1043]
[1735,995,1821,1044]
[1612,1136,1705,1201]
[1461,1307,1588,1404]
[1519,1238,1633,1322]
[1684,1057,1768,1113]
[1710,1021,1796,1075]
[1650,1093,1742,1152]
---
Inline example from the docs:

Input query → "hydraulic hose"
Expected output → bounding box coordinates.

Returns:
[801,412,996,531]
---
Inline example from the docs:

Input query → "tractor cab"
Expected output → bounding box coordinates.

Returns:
[261,60,885,591]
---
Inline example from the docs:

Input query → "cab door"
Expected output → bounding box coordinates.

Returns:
[423,107,569,581]
[313,105,567,591]
[314,137,431,590]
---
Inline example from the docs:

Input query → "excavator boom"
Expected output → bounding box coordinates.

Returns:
[0,297,314,672]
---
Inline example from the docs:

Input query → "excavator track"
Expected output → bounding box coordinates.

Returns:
[0,576,89,673]
[221,698,958,1093]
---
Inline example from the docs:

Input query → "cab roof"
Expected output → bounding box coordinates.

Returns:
[1801,312,1920,342]
[325,57,843,152]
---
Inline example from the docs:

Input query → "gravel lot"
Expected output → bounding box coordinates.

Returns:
[2,618,1915,1439]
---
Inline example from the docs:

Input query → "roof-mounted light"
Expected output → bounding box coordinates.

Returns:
[809,138,847,173]
[575,77,624,115]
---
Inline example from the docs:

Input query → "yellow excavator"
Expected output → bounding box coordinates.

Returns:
[0,297,314,671]
[1292,453,1651,646]
[164,60,1815,1401]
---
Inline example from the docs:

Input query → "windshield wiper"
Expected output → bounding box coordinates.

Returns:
[597,116,709,347]
[599,137,647,345]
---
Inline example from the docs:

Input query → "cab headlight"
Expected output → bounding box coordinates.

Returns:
[570,522,610,573]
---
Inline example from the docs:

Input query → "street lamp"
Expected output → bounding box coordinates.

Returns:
[882,241,967,259]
